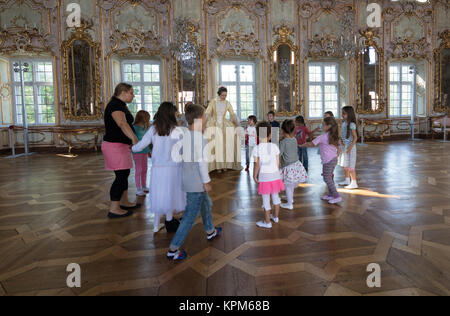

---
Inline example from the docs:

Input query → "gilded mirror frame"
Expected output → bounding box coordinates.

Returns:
[434,30,450,113]
[357,29,385,115]
[268,26,300,117]
[171,21,206,112]
[62,24,102,121]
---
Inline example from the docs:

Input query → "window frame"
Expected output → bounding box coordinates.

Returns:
[307,62,340,119]
[219,60,257,121]
[10,59,56,126]
[388,62,414,118]
[121,59,163,117]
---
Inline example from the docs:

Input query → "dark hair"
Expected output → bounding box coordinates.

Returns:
[295,115,305,125]
[282,119,295,135]
[324,111,335,118]
[267,111,276,117]
[113,83,133,99]
[323,117,340,147]
[256,121,272,139]
[133,110,151,130]
[217,87,227,96]
[248,115,257,124]
[153,102,178,136]
[185,104,205,125]
[342,106,358,139]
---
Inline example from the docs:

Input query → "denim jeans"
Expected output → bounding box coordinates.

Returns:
[170,192,214,249]
[298,147,309,172]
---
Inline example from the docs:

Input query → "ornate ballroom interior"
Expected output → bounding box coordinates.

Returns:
[0,0,449,297]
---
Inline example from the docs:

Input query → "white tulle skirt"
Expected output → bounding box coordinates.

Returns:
[149,164,186,216]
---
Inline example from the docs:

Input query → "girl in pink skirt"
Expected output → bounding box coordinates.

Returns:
[252,121,285,229]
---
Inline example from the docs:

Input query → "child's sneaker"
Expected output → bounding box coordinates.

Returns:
[245,166,250,172]
[270,215,279,223]
[345,182,359,190]
[280,203,294,210]
[329,196,343,204]
[136,188,146,197]
[339,179,351,186]
[207,227,222,241]
[321,195,333,201]
[167,249,187,261]
[256,221,272,229]
[143,187,150,193]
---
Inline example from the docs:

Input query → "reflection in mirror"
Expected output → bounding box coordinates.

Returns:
[357,44,384,115]
[275,44,294,113]
[441,48,450,110]
[70,40,97,116]
[176,51,203,111]
[62,27,101,121]
[362,46,379,112]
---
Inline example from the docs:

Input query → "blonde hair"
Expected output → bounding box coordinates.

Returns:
[134,110,151,130]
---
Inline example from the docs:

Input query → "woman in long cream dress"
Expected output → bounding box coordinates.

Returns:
[205,87,243,173]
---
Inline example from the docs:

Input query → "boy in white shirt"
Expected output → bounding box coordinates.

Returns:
[245,115,258,172]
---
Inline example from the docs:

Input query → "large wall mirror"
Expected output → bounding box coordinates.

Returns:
[62,25,102,121]
[269,26,300,116]
[434,30,450,113]
[170,19,205,112]
[357,29,384,115]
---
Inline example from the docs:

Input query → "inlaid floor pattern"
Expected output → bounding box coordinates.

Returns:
[0,140,449,296]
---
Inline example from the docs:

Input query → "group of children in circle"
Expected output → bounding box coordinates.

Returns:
[245,108,359,229]
[132,104,359,231]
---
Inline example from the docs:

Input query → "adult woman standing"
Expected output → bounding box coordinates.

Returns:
[102,83,140,219]
[206,87,242,173]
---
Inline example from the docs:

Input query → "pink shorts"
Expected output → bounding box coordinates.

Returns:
[102,141,133,171]
[258,179,285,195]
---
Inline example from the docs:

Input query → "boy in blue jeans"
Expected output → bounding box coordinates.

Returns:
[167,104,222,261]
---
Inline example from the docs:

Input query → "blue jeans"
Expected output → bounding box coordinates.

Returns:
[170,192,214,249]
[298,147,309,172]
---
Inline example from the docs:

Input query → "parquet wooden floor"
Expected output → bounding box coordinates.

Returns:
[0,140,449,296]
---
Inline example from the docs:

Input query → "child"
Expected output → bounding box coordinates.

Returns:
[167,105,222,261]
[252,121,285,228]
[245,115,258,172]
[132,110,151,197]
[280,119,308,210]
[300,117,342,204]
[267,111,280,128]
[338,106,359,189]
[132,102,186,234]
[295,116,311,172]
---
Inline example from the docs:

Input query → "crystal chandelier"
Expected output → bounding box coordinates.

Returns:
[337,8,364,58]
[169,18,200,76]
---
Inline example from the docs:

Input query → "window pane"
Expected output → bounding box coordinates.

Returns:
[221,65,237,82]
[37,86,55,124]
[144,85,161,115]
[324,65,337,82]
[389,84,400,117]
[402,66,413,82]
[389,65,400,82]
[226,85,238,113]
[309,85,323,118]
[143,63,160,82]
[239,65,253,82]
[309,65,322,82]
[324,85,338,114]
[240,85,254,120]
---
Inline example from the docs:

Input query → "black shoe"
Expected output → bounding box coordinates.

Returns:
[108,211,133,219]
[120,204,142,211]
[165,218,180,233]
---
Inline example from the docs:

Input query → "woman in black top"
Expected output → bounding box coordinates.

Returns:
[102,83,139,219]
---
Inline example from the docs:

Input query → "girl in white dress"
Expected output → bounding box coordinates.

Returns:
[132,102,186,233]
